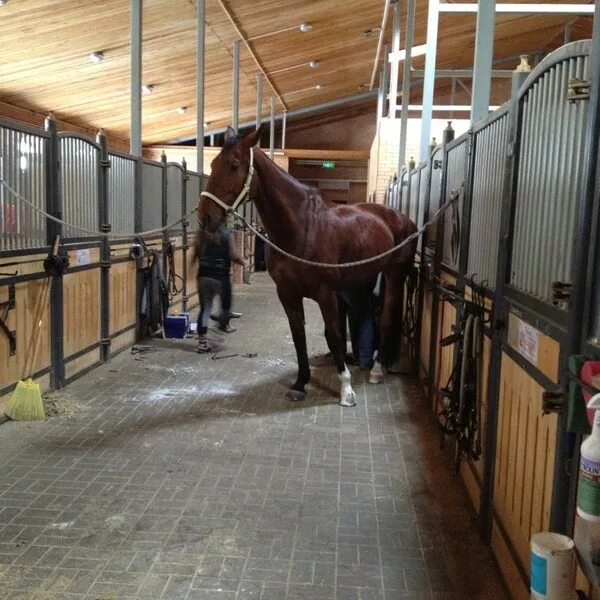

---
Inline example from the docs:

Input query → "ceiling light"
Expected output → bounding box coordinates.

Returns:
[358,83,369,89]
[0,1,9,5]
[89,51,104,64]
[177,106,188,114]
[203,122,209,128]
[363,27,381,37]
[299,22,313,33]
[142,84,154,94]
[309,60,320,69]
[315,84,324,90]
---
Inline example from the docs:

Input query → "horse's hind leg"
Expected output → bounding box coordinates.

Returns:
[371,267,408,383]
[317,291,356,407]
[277,289,310,401]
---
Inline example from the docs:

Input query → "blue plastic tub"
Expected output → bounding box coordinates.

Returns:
[164,313,189,338]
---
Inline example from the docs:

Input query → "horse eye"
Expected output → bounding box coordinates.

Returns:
[230,161,239,171]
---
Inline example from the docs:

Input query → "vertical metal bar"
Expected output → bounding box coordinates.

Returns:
[97,130,111,361]
[196,0,205,174]
[388,0,401,119]
[450,77,457,120]
[161,154,168,277]
[269,96,275,160]
[471,0,496,124]
[479,65,529,543]
[282,111,287,150]
[421,0,439,159]
[233,40,240,132]
[130,0,142,157]
[256,73,263,146]
[182,157,189,313]
[44,114,65,388]
[376,70,384,123]
[382,44,390,119]
[399,0,416,170]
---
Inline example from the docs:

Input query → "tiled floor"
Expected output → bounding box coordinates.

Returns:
[0,274,508,599]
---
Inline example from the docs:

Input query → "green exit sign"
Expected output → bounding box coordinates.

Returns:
[322,161,335,169]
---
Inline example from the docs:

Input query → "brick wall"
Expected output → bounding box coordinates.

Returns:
[368,118,401,204]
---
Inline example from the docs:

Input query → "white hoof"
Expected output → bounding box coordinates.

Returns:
[368,361,384,384]
[339,390,356,407]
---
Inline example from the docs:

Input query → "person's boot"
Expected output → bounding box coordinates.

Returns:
[197,333,211,353]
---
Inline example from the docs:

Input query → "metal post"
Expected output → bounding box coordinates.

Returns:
[388,0,401,119]
[181,158,189,313]
[282,111,287,150]
[376,69,384,123]
[382,44,390,118]
[421,0,440,159]
[97,130,111,362]
[130,0,142,157]
[399,0,416,170]
[471,0,496,124]
[196,0,205,173]
[44,114,65,388]
[479,61,530,543]
[256,73,263,139]
[269,96,275,160]
[233,40,240,132]
[160,152,169,278]
[450,77,457,119]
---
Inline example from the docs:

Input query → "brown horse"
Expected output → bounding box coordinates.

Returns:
[199,126,417,407]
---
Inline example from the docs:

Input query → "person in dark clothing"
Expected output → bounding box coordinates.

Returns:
[192,225,245,353]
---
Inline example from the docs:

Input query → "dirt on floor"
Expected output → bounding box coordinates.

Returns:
[42,390,82,419]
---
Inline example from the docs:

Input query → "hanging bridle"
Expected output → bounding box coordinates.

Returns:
[200,147,255,216]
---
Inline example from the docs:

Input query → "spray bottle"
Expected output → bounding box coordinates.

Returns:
[574,393,600,585]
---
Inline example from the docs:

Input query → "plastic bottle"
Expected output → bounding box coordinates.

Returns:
[574,393,600,586]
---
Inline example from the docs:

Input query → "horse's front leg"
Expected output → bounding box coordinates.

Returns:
[317,291,356,407]
[277,288,310,401]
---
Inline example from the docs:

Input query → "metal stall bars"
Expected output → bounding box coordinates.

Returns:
[0,120,47,252]
[480,41,592,588]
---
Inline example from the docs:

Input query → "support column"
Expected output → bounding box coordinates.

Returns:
[97,129,111,362]
[376,69,384,123]
[399,0,416,171]
[420,0,439,159]
[256,73,263,142]
[269,96,275,160]
[471,0,496,124]
[130,0,142,157]
[196,0,205,173]
[382,44,390,118]
[282,111,287,150]
[233,40,240,132]
[388,1,401,119]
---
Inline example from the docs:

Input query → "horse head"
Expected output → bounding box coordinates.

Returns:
[198,125,263,231]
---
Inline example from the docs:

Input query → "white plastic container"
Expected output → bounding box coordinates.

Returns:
[577,393,600,521]
[530,532,575,599]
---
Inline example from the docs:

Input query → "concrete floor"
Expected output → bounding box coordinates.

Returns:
[0,274,508,599]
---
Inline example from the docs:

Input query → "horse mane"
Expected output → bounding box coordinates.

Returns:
[255,147,327,211]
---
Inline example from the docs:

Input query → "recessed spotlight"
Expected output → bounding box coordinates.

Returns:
[309,60,320,69]
[142,84,154,94]
[203,122,209,128]
[89,51,104,64]
[358,83,369,89]
[299,22,313,33]
[363,27,381,38]
[0,1,9,6]
[315,84,324,90]
[177,106,188,114]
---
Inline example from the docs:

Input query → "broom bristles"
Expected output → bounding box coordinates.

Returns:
[6,379,45,421]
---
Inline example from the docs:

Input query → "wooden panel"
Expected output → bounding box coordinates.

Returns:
[0,277,51,392]
[493,353,558,577]
[491,521,529,600]
[507,312,560,383]
[109,260,137,335]
[65,348,101,381]
[419,287,432,379]
[63,268,101,357]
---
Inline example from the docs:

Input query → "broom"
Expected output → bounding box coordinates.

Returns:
[5,236,59,421]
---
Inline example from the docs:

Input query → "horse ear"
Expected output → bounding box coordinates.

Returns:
[224,126,237,145]
[244,124,264,148]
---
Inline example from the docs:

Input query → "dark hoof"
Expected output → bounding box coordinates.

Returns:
[286,389,306,402]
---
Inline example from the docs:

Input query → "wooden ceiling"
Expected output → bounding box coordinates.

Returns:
[0,0,593,146]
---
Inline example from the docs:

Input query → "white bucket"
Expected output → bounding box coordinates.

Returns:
[530,532,575,599]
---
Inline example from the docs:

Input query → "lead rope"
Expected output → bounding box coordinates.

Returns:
[0,175,460,270]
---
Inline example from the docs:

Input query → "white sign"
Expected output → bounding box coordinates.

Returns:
[518,320,539,365]
[76,248,90,266]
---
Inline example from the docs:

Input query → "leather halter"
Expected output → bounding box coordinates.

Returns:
[199,147,255,215]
